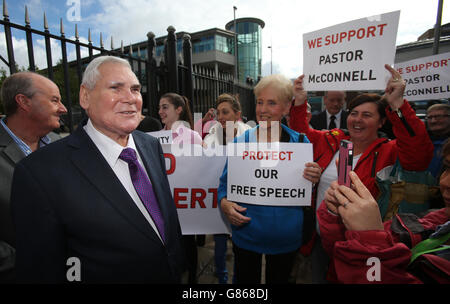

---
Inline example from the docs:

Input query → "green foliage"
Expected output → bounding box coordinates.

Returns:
[37,59,81,108]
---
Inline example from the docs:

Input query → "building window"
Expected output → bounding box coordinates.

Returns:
[193,36,214,53]
[156,45,164,57]
[155,40,183,57]
[215,35,234,54]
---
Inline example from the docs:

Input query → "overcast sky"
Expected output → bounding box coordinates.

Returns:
[2,0,449,78]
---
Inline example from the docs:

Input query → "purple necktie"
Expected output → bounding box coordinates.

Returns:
[119,148,165,242]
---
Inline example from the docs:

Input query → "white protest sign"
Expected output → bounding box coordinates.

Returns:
[227,142,313,206]
[162,145,231,235]
[395,52,450,101]
[147,130,173,144]
[303,10,400,91]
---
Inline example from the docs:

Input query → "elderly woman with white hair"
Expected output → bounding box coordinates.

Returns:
[217,74,322,284]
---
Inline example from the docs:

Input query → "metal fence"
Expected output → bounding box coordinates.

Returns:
[0,1,256,133]
[190,65,255,121]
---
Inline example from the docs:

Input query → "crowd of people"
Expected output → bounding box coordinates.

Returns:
[0,55,448,284]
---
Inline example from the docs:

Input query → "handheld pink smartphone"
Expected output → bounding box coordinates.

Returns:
[338,140,353,187]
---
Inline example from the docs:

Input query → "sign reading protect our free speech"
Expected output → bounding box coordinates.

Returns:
[303,11,400,91]
[226,142,313,206]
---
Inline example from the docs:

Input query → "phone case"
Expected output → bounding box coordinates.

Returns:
[338,140,353,187]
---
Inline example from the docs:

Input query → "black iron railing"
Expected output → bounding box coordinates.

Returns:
[0,0,256,132]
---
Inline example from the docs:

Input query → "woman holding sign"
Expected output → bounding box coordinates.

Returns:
[158,93,203,146]
[289,64,434,282]
[317,140,450,283]
[204,93,252,284]
[158,93,203,284]
[218,74,322,284]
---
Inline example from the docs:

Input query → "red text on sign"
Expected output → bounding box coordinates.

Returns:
[174,188,218,209]
[397,58,449,74]
[242,150,293,161]
[307,23,388,49]
[164,153,176,175]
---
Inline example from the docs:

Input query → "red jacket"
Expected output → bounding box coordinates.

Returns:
[317,203,449,283]
[289,100,434,199]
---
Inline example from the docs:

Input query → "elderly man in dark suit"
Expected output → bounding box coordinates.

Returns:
[11,56,185,283]
[310,91,348,130]
[0,72,66,282]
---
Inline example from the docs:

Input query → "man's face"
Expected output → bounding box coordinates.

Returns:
[324,91,345,115]
[426,109,450,135]
[28,75,67,134]
[80,62,142,144]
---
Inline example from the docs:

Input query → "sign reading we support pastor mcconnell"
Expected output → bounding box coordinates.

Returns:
[303,11,400,91]
[227,142,313,206]
[395,52,450,101]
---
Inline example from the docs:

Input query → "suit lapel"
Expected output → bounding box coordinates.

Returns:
[340,111,347,129]
[319,111,327,130]
[0,126,26,165]
[68,127,162,244]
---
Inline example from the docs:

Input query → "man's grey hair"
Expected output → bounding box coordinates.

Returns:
[1,72,39,116]
[81,56,132,90]
[427,103,450,114]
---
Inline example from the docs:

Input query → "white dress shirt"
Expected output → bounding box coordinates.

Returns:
[83,119,163,243]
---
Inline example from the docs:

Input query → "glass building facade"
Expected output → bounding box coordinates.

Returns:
[226,18,265,83]
[215,35,235,54]
[126,18,264,83]
[153,34,234,57]
[193,36,214,53]
[155,40,183,57]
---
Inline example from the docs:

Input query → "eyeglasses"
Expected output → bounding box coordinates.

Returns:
[425,114,450,121]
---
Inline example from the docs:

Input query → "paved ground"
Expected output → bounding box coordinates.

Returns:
[181,234,313,284]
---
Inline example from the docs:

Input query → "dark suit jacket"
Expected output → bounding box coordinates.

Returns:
[0,125,61,282]
[0,126,25,248]
[310,110,348,130]
[11,126,185,283]
[0,126,24,282]
[0,126,60,245]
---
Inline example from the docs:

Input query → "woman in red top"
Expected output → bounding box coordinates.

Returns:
[289,64,433,205]
[318,140,450,283]
[289,64,434,283]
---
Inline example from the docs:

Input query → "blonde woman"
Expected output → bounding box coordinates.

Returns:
[217,74,322,283]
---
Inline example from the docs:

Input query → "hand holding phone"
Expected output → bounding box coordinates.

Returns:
[338,140,353,187]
